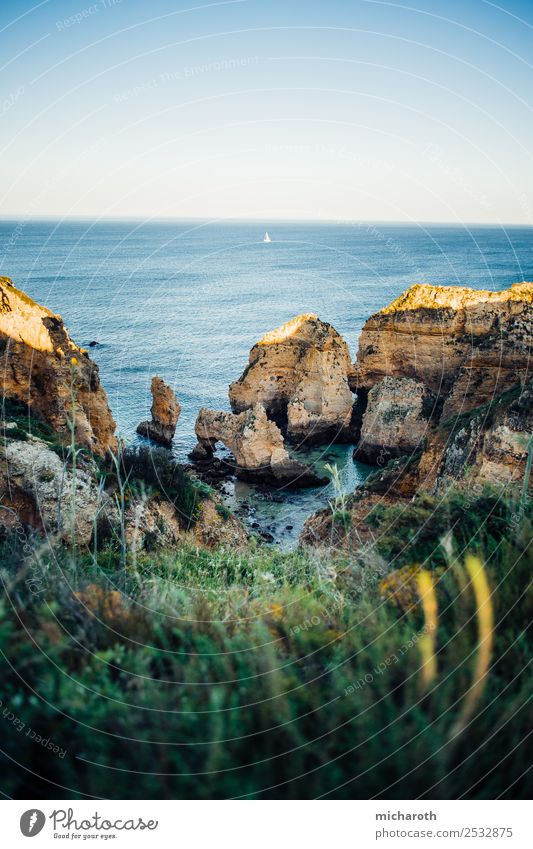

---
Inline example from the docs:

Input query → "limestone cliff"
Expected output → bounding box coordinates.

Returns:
[229,314,354,444]
[301,380,532,550]
[355,376,434,464]
[418,379,532,494]
[353,282,532,413]
[0,277,116,456]
[303,281,532,549]
[124,490,247,552]
[0,437,113,545]
[352,281,532,462]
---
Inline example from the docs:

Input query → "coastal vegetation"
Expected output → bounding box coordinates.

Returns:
[0,276,531,799]
[0,480,530,799]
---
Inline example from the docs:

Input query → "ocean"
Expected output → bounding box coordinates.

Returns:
[1,218,532,544]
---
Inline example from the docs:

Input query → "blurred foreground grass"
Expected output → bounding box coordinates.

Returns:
[0,485,531,799]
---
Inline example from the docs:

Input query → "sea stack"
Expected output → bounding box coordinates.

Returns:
[136,376,181,446]
[229,313,354,444]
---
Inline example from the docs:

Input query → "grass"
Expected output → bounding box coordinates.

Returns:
[0,397,76,460]
[0,483,530,800]
[121,443,213,529]
[332,509,352,531]
[364,486,521,572]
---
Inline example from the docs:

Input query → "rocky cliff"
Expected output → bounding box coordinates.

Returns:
[353,281,532,410]
[229,314,354,444]
[0,280,248,552]
[419,379,532,494]
[303,281,533,549]
[353,281,532,462]
[0,436,112,545]
[0,277,116,456]
[303,377,532,550]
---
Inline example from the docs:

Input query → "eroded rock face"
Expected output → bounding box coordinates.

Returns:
[192,499,249,549]
[353,282,532,410]
[302,283,533,551]
[192,403,327,487]
[0,277,116,456]
[124,494,182,552]
[124,491,248,552]
[302,380,533,551]
[352,282,532,463]
[229,314,354,444]
[355,377,433,464]
[0,438,111,545]
[419,379,533,494]
[136,376,181,446]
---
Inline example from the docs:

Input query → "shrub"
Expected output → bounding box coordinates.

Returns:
[332,509,352,530]
[121,443,211,528]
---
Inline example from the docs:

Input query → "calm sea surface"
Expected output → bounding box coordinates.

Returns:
[1,219,532,544]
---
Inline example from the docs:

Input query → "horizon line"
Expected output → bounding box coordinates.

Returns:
[0,214,532,228]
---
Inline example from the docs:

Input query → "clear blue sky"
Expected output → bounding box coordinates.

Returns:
[1,0,532,222]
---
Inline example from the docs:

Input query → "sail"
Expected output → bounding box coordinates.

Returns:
[263,231,271,242]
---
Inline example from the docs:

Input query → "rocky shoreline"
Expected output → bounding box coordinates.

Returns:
[0,274,531,551]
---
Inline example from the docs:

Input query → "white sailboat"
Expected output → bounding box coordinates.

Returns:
[263,231,271,243]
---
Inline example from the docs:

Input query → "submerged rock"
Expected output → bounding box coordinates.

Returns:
[192,403,328,487]
[136,376,181,446]
[229,313,354,444]
[0,276,116,456]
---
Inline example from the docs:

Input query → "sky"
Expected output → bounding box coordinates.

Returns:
[1,0,533,223]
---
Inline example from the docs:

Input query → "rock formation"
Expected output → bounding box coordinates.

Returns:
[0,276,116,456]
[418,378,533,494]
[352,281,532,462]
[192,403,328,487]
[0,437,111,545]
[191,498,249,549]
[229,314,354,444]
[302,281,533,550]
[302,378,533,551]
[124,493,182,553]
[355,376,433,464]
[136,376,181,446]
[352,281,532,408]
[0,280,249,552]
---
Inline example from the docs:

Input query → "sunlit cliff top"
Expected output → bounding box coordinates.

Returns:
[259,313,319,345]
[0,276,69,353]
[379,282,533,315]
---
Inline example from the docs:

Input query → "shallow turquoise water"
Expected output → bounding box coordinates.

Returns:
[1,219,532,543]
